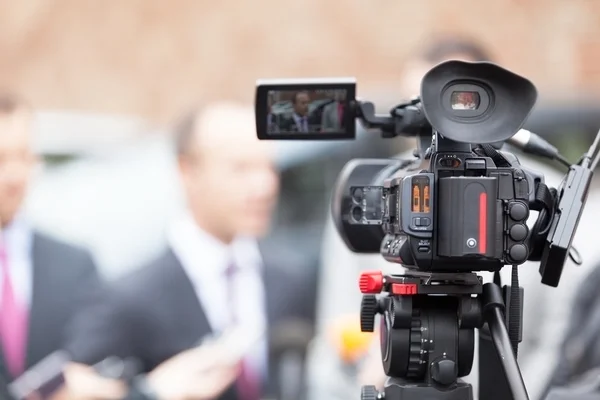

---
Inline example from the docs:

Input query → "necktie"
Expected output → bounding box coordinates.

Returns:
[0,242,28,378]
[337,103,344,126]
[299,117,307,132]
[225,262,261,400]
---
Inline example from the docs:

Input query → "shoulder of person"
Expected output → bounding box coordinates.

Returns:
[32,230,92,260]
[31,231,98,278]
[260,231,319,264]
[103,247,192,309]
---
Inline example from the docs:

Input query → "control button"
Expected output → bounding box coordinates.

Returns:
[391,283,418,295]
[418,246,430,253]
[431,359,457,385]
[413,217,421,226]
[509,244,528,263]
[359,271,384,294]
[361,385,379,400]
[509,224,529,241]
[421,217,431,226]
[440,158,461,168]
[465,159,486,170]
[509,202,528,221]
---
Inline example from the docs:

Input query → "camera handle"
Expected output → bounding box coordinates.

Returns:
[355,99,431,139]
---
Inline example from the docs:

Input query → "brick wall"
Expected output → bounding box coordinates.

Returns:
[0,0,599,124]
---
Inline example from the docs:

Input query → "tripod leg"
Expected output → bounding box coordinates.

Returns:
[482,283,529,400]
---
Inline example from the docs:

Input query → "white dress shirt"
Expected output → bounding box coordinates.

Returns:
[167,212,268,378]
[293,114,309,132]
[0,215,33,308]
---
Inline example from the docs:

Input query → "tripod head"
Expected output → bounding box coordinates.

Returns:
[360,271,481,382]
[358,271,529,400]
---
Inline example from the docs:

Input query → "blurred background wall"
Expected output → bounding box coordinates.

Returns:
[1,0,599,124]
[1,0,599,280]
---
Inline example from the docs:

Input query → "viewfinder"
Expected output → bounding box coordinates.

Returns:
[451,91,481,110]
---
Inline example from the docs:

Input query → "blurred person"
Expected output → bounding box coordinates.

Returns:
[281,91,312,132]
[64,102,314,400]
[267,95,279,133]
[0,93,100,396]
[397,37,492,96]
[306,36,600,400]
[57,344,242,400]
[320,91,346,132]
[542,255,600,397]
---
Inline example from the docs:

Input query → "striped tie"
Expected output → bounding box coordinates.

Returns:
[0,242,28,378]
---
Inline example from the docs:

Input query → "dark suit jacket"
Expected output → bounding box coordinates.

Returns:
[279,114,319,133]
[0,232,100,392]
[66,243,315,400]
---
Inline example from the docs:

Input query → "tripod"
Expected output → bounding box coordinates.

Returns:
[358,271,529,400]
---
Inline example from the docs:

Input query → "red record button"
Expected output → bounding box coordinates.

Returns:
[359,270,384,294]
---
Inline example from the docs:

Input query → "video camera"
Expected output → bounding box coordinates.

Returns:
[255,61,600,400]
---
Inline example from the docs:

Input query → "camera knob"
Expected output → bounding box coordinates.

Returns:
[508,202,529,221]
[361,385,381,400]
[509,244,528,263]
[509,224,529,241]
[431,358,458,386]
[360,295,379,332]
[359,270,384,294]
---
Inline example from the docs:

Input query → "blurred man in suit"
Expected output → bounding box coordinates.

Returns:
[306,36,600,400]
[64,102,314,400]
[280,92,312,132]
[320,91,346,132]
[0,93,100,396]
[267,94,280,133]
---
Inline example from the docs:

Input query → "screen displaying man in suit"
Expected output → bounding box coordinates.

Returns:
[64,102,313,400]
[0,93,100,394]
[280,91,312,132]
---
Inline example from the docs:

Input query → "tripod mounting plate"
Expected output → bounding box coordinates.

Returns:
[359,270,483,296]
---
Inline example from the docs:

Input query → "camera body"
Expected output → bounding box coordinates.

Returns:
[254,59,596,287]
[348,146,534,272]
[330,60,543,273]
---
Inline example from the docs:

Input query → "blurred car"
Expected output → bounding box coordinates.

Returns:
[270,99,333,121]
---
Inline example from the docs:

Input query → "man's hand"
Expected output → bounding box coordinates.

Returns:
[146,343,241,400]
[62,362,127,399]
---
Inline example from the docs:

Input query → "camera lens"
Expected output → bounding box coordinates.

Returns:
[351,206,363,222]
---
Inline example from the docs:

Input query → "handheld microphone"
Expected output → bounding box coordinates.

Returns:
[327,314,374,364]
[93,356,143,382]
[7,351,143,400]
[8,351,70,400]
